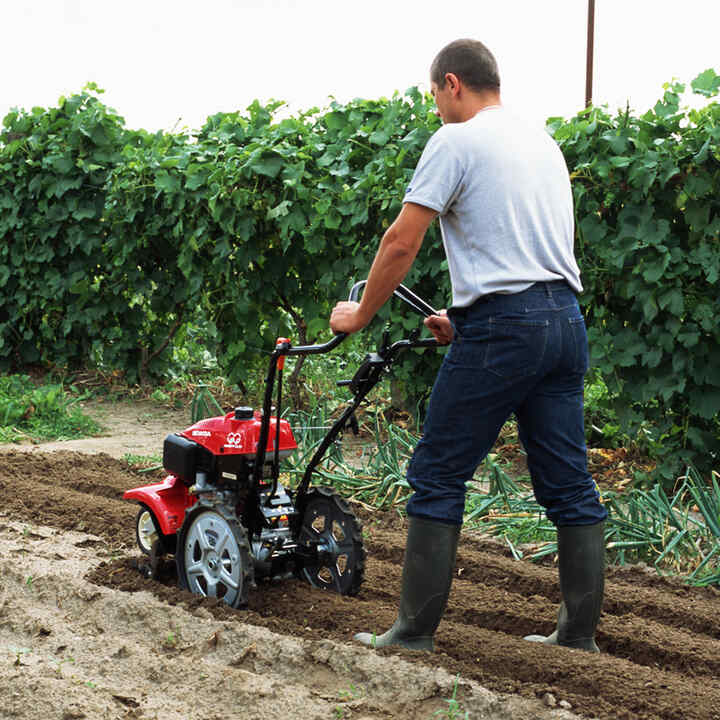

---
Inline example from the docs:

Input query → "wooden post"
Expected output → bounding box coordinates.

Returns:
[586,0,596,107]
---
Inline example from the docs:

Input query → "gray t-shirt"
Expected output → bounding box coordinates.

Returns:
[403,106,581,308]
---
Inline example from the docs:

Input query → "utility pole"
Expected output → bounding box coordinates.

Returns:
[586,0,595,107]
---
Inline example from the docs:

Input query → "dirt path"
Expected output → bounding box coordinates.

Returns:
[1,448,719,719]
[3,398,188,459]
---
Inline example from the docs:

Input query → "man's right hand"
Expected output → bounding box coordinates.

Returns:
[424,310,453,345]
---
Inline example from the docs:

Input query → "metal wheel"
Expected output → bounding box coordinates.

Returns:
[176,504,252,608]
[296,487,365,596]
[135,506,159,555]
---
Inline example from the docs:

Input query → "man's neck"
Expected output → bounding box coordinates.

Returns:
[458,91,502,123]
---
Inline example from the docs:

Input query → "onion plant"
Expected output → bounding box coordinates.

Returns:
[288,410,720,587]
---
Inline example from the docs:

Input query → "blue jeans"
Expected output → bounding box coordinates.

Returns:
[406,281,607,527]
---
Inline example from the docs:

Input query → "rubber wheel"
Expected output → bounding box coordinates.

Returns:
[296,487,365,596]
[135,506,160,556]
[176,502,253,608]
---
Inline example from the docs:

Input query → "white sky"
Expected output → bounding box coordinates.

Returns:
[2,0,719,132]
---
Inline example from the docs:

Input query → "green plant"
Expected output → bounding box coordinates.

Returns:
[584,370,625,447]
[434,675,469,720]
[122,453,162,470]
[12,647,30,667]
[295,411,415,508]
[0,85,132,372]
[338,684,363,702]
[2,71,720,480]
[1,85,446,393]
[0,374,101,443]
[150,388,170,404]
[550,69,720,483]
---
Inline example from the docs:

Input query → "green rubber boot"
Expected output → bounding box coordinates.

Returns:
[526,521,605,652]
[355,516,460,651]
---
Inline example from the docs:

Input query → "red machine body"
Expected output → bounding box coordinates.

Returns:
[123,475,195,536]
[122,410,297,538]
[179,409,297,458]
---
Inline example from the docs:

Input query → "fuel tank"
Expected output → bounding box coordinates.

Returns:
[180,406,297,459]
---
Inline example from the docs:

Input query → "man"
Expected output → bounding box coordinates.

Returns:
[330,39,607,653]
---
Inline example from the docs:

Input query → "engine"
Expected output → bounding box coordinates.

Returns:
[162,405,297,488]
[161,406,299,580]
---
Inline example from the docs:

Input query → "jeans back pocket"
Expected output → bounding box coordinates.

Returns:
[484,317,550,380]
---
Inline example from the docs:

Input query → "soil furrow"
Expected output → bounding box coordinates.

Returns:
[0,468,135,545]
[320,554,720,680]
[366,528,720,639]
[4,450,720,720]
[88,558,720,720]
[435,623,720,720]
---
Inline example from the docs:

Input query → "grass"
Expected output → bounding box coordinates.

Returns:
[122,453,163,471]
[0,374,101,443]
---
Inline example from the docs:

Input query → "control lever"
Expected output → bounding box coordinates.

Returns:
[379,325,391,356]
[348,412,359,435]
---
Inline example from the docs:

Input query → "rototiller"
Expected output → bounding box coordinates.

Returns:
[123,281,438,607]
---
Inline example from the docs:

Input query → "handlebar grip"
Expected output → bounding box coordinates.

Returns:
[329,281,365,338]
[287,279,436,354]
[348,280,366,303]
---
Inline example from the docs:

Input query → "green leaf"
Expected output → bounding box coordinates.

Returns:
[689,388,720,419]
[185,167,209,191]
[306,316,327,339]
[324,111,346,131]
[678,330,700,348]
[323,208,342,230]
[49,154,75,174]
[685,200,710,229]
[690,69,720,98]
[249,154,284,179]
[51,177,84,199]
[657,288,684,315]
[642,347,662,368]
[155,171,181,194]
[267,200,291,221]
[369,129,390,146]
[642,257,669,284]
[641,294,658,322]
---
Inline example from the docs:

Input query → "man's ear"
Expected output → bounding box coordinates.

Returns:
[445,72,461,96]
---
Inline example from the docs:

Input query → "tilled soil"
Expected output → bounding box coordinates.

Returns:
[1,449,719,720]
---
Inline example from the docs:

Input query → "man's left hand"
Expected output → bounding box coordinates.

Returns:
[330,301,367,335]
[424,311,453,344]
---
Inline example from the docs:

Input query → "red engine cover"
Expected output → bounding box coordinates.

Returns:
[180,410,297,458]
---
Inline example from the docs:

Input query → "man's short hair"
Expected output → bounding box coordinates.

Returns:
[430,39,500,93]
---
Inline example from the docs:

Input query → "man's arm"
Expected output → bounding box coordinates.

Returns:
[330,202,438,334]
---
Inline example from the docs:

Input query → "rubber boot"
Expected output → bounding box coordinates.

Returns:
[525,521,605,652]
[355,516,460,651]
